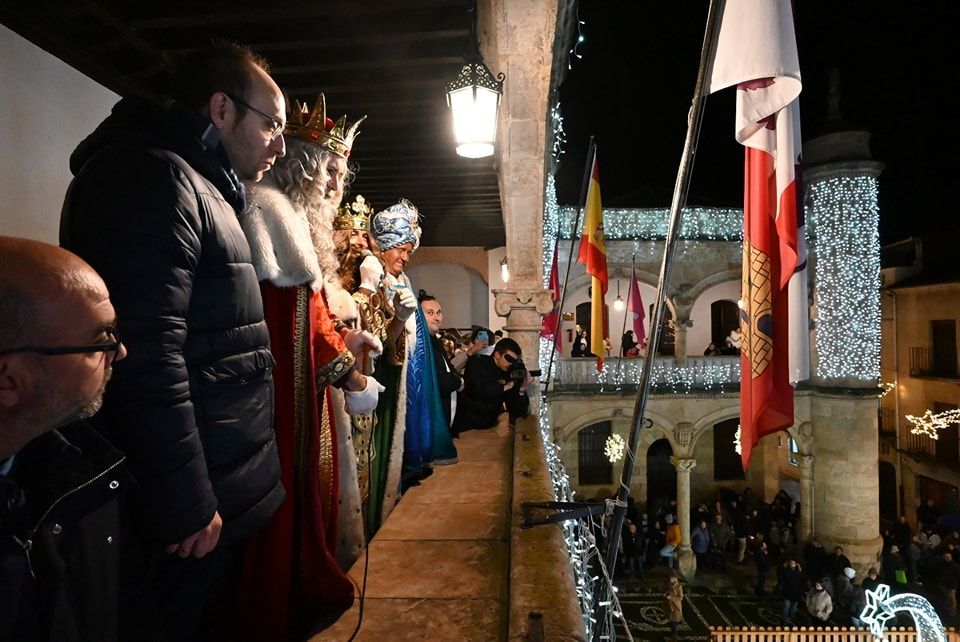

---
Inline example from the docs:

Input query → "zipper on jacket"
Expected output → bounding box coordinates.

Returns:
[24,456,126,551]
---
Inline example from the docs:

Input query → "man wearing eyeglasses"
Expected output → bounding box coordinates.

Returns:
[0,237,132,641]
[60,43,286,640]
[452,337,531,435]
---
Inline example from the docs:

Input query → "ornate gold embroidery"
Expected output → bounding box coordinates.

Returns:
[352,413,375,503]
[319,393,334,514]
[315,350,355,387]
[293,286,309,521]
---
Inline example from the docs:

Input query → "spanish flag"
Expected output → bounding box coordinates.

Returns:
[577,155,608,372]
[706,0,810,470]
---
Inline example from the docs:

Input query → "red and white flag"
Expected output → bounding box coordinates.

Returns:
[540,246,563,355]
[577,154,608,372]
[627,267,646,348]
[707,0,810,469]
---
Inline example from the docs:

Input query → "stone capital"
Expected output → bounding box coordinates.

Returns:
[799,454,814,472]
[492,287,554,318]
[672,457,697,472]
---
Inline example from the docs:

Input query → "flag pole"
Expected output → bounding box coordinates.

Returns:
[600,0,727,608]
[543,136,597,393]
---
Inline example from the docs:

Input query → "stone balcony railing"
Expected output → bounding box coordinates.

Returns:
[550,355,741,394]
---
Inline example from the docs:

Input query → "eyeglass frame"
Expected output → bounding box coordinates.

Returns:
[0,330,122,360]
[223,92,285,141]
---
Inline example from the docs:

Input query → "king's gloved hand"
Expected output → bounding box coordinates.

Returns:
[344,329,383,359]
[344,375,386,415]
[359,254,384,292]
[394,286,417,321]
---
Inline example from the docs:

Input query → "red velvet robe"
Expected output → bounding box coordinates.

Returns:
[234,283,355,641]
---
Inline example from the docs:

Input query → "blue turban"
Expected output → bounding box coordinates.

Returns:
[371,199,421,251]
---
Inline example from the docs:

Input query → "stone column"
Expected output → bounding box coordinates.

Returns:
[672,318,692,365]
[672,457,697,577]
[798,454,814,543]
[809,396,883,575]
[480,0,558,377]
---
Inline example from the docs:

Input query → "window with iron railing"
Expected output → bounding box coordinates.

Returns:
[578,421,613,486]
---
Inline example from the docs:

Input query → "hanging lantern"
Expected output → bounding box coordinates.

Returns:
[446,0,504,158]
[613,279,625,311]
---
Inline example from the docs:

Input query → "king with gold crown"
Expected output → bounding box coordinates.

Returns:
[233,94,381,640]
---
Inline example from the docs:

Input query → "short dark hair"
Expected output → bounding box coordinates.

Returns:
[493,337,521,357]
[418,289,436,303]
[171,42,269,112]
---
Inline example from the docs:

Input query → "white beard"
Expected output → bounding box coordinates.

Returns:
[304,193,341,280]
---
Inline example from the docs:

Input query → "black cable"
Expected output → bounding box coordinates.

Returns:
[346,423,375,641]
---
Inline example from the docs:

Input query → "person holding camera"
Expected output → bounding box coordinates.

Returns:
[452,338,531,435]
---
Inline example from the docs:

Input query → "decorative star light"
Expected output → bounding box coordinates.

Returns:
[906,409,960,440]
[879,381,896,397]
[604,433,626,463]
[860,583,947,642]
[733,425,741,455]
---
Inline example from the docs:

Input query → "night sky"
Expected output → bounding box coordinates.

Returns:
[554,2,957,246]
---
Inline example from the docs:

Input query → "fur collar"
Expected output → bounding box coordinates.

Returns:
[241,182,323,290]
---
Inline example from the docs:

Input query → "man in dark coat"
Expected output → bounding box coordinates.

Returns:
[419,293,462,431]
[60,44,286,640]
[804,535,828,580]
[779,558,806,625]
[452,338,530,433]
[0,237,133,641]
[827,545,853,579]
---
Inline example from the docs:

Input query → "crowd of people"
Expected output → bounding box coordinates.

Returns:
[0,43,531,641]
[606,490,960,630]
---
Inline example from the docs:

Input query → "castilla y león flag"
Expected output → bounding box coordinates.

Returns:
[577,154,608,372]
[707,0,810,469]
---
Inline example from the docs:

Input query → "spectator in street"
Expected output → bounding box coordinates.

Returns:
[755,541,770,596]
[691,519,710,567]
[938,552,960,617]
[862,567,882,594]
[622,521,645,580]
[885,544,907,586]
[894,515,913,551]
[805,580,833,627]
[827,545,852,579]
[849,576,867,627]
[732,501,749,564]
[779,558,806,626]
[919,499,942,532]
[708,512,733,570]
[804,536,828,580]
[660,514,682,568]
[835,567,856,615]
[664,575,684,641]
[0,237,131,641]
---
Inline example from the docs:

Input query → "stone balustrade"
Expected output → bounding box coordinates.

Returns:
[551,355,740,394]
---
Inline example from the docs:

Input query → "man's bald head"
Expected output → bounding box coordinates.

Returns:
[0,236,107,350]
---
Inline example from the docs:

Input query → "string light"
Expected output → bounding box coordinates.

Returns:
[880,381,896,397]
[906,409,960,440]
[604,434,626,463]
[554,357,741,395]
[808,175,881,381]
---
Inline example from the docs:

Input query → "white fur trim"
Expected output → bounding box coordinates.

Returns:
[324,277,358,323]
[241,183,323,290]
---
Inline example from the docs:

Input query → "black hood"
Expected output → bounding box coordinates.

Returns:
[69,95,245,212]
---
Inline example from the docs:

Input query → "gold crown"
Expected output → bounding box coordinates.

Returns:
[334,195,373,231]
[283,93,367,158]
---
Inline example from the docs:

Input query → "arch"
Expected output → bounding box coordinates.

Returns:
[689,402,742,450]
[678,270,742,310]
[406,249,489,285]
[554,405,676,449]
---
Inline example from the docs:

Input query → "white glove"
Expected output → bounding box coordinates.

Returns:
[344,329,383,359]
[359,254,384,292]
[344,375,386,415]
[394,286,417,321]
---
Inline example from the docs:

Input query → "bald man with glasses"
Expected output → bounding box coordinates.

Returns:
[0,236,132,641]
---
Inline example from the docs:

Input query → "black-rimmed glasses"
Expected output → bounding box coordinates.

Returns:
[0,330,122,361]
[224,93,285,141]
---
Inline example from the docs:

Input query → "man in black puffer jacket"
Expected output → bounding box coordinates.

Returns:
[60,44,286,641]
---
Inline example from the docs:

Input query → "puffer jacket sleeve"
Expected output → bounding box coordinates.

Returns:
[61,150,217,545]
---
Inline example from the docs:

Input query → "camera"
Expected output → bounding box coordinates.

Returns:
[507,358,542,381]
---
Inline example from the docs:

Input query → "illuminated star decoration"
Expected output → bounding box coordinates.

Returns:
[906,409,960,440]
[860,584,947,642]
[604,433,626,463]
[733,425,742,455]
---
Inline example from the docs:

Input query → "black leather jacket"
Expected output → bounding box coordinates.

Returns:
[61,96,283,546]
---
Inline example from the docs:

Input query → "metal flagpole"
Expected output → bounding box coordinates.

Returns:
[543,136,597,392]
[600,0,727,614]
